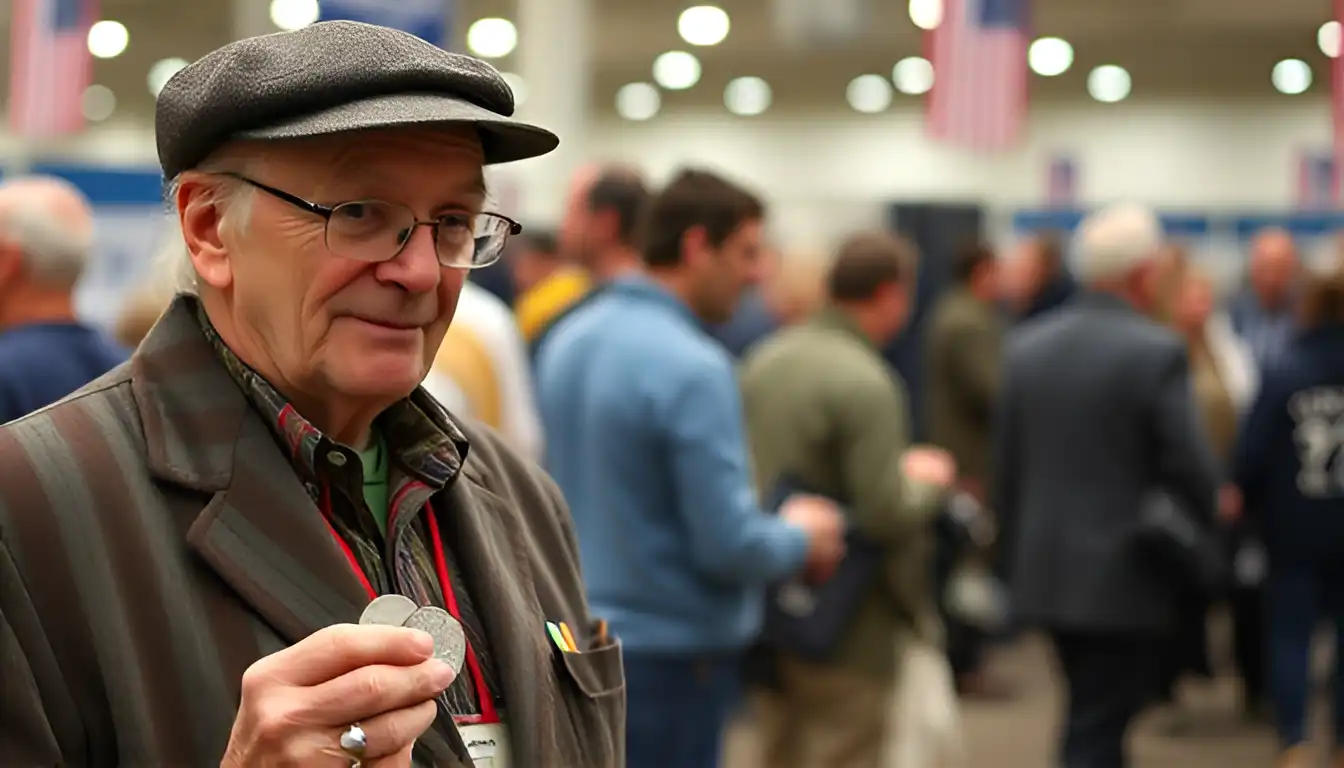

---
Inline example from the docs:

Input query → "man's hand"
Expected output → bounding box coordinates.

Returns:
[221,624,456,767]
[902,446,957,489]
[780,494,846,582]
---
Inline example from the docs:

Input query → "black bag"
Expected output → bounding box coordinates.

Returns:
[758,479,883,663]
[1134,491,1227,599]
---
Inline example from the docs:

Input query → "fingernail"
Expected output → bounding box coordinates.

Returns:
[433,660,456,688]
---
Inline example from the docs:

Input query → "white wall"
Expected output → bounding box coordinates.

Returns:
[2,96,1332,250]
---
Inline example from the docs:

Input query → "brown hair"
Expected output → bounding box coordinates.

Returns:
[826,231,916,302]
[639,169,765,268]
[1299,267,1344,329]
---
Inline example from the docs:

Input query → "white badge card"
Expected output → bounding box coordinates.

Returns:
[460,722,511,768]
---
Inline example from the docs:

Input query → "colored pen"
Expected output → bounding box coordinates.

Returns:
[559,622,579,653]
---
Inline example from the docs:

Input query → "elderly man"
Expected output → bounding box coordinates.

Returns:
[0,176,128,424]
[996,204,1219,768]
[0,21,622,768]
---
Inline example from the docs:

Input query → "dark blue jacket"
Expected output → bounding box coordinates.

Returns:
[0,322,128,425]
[1233,323,1344,559]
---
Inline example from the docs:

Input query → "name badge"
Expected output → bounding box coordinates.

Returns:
[460,722,511,768]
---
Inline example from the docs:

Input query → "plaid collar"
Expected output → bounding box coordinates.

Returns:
[189,297,469,490]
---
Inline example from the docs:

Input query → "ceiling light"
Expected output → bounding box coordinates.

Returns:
[501,72,528,107]
[616,82,661,121]
[81,85,116,122]
[1321,21,1342,58]
[148,58,189,98]
[908,0,943,30]
[87,20,128,59]
[1272,59,1312,95]
[1087,65,1131,103]
[269,0,318,31]
[653,51,702,90]
[678,5,730,46]
[1028,37,1073,76]
[724,76,772,116]
[846,74,893,114]
[892,57,935,95]
[467,18,518,59]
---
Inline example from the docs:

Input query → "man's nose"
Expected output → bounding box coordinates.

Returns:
[376,226,442,293]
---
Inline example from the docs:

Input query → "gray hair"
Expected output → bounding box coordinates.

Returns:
[164,148,260,292]
[1073,203,1163,284]
[0,196,93,287]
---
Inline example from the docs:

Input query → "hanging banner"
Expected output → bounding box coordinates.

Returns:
[1044,153,1078,208]
[318,0,454,48]
[1295,149,1337,210]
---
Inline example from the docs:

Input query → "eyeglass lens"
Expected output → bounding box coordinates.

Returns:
[324,201,509,267]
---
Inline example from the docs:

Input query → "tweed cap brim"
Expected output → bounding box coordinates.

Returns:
[235,91,560,165]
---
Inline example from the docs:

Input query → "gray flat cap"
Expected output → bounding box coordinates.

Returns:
[155,20,558,178]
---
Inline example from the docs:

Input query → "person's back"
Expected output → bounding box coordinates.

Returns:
[996,203,1219,768]
[0,322,127,423]
[0,175,128,424]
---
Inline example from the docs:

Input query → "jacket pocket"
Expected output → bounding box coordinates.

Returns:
[554,627,625,767]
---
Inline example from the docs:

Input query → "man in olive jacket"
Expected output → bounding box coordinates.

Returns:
[926,242,1004,502]
[739,232,955,768]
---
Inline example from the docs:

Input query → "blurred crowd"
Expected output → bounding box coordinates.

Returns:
[3,155,1344,768]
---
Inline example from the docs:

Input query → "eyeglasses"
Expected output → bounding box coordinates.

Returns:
[221,174,522,269]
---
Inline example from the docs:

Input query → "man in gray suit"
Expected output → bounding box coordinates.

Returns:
[994,204,1220,768]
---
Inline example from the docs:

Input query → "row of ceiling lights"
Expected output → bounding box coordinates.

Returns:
[74,0,1339,124]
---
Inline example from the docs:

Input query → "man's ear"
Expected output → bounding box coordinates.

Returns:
[177,177,236,290]
[0,243,24,285]
[679,225,709,268]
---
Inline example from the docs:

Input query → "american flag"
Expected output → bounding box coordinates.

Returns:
[1334,0,1344,202]
[1295,150,1337,209]
[7,0,97,137]
[927,0,1029,152]
[1046,153,1077,207]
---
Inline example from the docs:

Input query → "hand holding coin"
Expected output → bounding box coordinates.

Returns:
[220,622,455,768]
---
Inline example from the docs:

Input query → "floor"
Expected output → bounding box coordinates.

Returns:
[723,631,1287,767]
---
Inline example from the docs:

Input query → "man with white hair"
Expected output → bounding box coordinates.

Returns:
[0,175,128,424]
[0,21,622,767]
[994,203,1220,768]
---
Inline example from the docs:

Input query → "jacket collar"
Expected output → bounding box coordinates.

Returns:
[808,306,881,350]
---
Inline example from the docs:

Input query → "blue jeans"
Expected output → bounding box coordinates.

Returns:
[1266,556,1344,748]
[624,651,743,768]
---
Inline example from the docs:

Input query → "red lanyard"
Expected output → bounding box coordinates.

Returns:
[320,484,500,724]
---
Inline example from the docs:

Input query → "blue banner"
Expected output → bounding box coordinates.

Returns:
[318,0,453,48]
[1011,209,1211,237]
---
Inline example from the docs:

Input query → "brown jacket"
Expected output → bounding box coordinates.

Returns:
[0,301,624,767]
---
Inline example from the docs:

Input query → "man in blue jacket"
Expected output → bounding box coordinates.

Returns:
[0,176,128,425]
[536,169,846,768]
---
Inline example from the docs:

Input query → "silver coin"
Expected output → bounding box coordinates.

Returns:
[401,607,467,675]
[358,594,418,628]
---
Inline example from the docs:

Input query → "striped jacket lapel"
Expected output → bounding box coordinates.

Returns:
[133,297,369,645]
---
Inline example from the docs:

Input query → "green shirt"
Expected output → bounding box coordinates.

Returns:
[359,432,391,537]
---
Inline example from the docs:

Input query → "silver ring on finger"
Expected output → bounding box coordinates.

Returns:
[339,722,367,766]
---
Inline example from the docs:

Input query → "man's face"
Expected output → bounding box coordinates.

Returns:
[874,282,912,344]
[201,127,483,403]
[690,219,765,324]
[1249,231,1299,310]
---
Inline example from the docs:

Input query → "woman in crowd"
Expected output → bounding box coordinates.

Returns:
[1233,267,1344,768]
[1150,251,1257,713]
